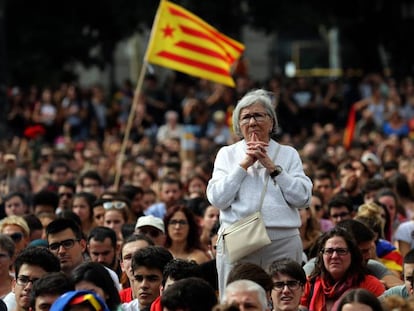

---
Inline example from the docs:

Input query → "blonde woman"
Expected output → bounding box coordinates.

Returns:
[356,202,403,278]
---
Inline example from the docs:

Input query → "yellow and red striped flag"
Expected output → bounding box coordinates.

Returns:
[145,0,245,87]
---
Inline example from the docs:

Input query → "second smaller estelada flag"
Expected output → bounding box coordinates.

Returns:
[145,0,245,87]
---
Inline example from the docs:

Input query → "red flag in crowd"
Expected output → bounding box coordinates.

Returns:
[343,104,356,150]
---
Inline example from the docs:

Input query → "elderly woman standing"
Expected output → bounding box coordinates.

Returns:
[206,89,312,296]
[300,227,385,311]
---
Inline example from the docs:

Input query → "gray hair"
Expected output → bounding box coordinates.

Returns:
[232,89,278,138]
[223,279,268,311]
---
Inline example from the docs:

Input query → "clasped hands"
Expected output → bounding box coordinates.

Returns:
[240,133,275,171]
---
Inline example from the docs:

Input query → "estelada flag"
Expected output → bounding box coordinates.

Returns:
[145,0,245,87]
[343,104,356,150]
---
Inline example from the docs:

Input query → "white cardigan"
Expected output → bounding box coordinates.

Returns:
[207,139,313,240]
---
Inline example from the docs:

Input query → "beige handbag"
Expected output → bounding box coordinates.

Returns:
[222,145,280,263]
[222,211,270,263]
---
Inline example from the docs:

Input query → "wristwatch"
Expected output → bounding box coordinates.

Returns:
[270,165,283,178]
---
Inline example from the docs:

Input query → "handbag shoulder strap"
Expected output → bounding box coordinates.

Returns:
[258,144,281,212]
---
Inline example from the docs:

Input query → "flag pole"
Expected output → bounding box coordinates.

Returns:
[113,0,165,190]
[113,61,148,190]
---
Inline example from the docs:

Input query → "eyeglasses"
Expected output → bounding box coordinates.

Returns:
[168,220,188,226]
[322,247,349,256]
[103,201,127,210]
[16,275,39,287]
[330,212,350,219]
[48,238,80,251]
[239,112,269,125]
[7,232,24,243]
[137,228,162,238]
[59,192,73,198]
[273,280,302,291]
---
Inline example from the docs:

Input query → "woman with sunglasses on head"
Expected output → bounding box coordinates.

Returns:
[164,204,210,264]
[103,198,129,244]
[71,192,97,236]
[300,227,385,311]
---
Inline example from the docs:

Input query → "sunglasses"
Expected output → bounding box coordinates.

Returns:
[7,232,24,243]
[137,228,162,238]
[103,201,127,210]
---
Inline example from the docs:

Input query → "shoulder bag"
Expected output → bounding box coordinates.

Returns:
[222,145,280,263]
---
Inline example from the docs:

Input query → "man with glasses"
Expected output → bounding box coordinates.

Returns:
[0,215,30,256]
[269,258,306,311]
[46,219,121,291]
[3,247,60,311]
[327,194,354,226]
[135,215,166,246]
[45,218,86,276]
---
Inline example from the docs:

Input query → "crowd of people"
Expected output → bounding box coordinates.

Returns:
[1,69,414,311]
